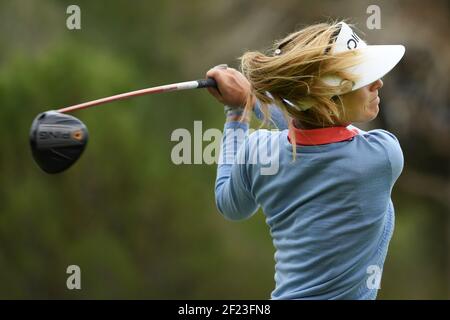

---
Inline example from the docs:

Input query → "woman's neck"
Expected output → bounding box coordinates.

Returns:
[293,118,326,129]
[293,118,349,130]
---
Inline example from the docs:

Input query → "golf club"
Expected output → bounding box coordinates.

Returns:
[30,77,218,174]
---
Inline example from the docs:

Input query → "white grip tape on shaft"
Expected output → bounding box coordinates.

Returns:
[176,81,200,90]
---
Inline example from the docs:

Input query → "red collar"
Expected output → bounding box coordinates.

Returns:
[287,121,359,146]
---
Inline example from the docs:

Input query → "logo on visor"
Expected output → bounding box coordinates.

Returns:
[347,31,361,50]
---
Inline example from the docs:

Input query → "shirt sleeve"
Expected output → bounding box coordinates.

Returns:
[380,130,404,184]
[369,129,405,185]
[253,99,289,130]
[215,121,259,221]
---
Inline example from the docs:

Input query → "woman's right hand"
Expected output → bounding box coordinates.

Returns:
[206,66,253,108]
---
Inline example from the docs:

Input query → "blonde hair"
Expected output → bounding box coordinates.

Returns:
[239,21,363,152]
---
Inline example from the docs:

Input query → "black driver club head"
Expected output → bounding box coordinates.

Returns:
[29,111,88,174]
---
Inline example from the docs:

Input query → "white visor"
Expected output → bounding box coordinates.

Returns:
[323,22,405,91]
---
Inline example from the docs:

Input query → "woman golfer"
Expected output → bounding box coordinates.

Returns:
[206,21,405,299]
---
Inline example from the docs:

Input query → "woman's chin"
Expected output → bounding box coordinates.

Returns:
[368,106,380,121]
[366,102,380,120]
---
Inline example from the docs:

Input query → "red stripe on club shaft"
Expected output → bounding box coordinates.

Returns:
[57,84,180,113]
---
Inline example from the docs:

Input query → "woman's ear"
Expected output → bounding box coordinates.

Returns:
[339,79,355,93]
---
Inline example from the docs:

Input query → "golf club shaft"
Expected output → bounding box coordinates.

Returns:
[57,78,217,114]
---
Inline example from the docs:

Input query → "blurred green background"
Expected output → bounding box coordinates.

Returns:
[0,0,448,299]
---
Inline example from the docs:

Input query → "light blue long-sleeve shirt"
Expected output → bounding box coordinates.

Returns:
[215,102,404,299]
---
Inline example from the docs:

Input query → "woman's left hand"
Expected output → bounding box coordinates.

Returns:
[205,66,252,108]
